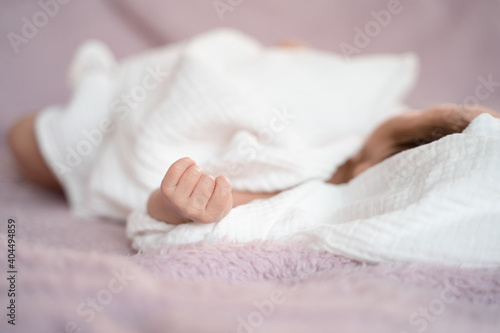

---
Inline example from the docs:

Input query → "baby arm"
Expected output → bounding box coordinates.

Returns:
[147,157,278,224]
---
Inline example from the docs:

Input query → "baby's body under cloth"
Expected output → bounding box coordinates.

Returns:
[35,28,416,220]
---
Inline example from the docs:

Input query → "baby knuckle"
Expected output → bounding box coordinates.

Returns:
[179,157,194,163]
[169,164,185,175]
[162,191,175,204]
[194,195,207,206]
[171,195,187,209]
[199,190,212,202]
[202,177,215,191]
[185,205,202,218]
[189,165,203,176]
[199,191,213,202]
[216,176,231,191]
[212,200,225,212]
[160,184,174,196]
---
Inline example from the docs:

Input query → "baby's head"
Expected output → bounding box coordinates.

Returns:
[329,104,499,184]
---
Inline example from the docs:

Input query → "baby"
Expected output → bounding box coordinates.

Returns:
[8,103,499,225]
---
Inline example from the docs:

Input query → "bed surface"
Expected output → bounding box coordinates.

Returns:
[1,1,499,332]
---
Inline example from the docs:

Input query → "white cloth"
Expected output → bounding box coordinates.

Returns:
[35,28,418,219]
[128,114,500,268]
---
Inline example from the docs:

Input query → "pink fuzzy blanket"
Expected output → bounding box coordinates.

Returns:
[1,235,499,332]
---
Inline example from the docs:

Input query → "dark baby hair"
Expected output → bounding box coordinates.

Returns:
[391,109,471,154]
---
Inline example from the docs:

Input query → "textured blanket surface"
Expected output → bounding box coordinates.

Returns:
[1,235,499,333]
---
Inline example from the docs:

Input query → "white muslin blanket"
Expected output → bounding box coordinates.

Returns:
[128,113,500,267]
[36,28,417,217]
[36,28,499,267]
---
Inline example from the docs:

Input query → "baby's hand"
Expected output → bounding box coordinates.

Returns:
[159,157,233,224]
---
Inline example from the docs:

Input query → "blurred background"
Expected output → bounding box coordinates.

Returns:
[1,0,500,137]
